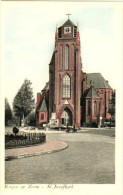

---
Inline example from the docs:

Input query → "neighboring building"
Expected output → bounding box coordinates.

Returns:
[36,18,113,128]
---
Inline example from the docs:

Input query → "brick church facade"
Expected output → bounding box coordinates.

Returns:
[36,18,113,128]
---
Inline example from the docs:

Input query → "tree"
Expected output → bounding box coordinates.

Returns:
[5,98,12,126]
[25,109,36,126]
[13,79,35,125]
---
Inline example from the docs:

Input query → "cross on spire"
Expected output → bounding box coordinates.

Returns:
[66,13,71,19]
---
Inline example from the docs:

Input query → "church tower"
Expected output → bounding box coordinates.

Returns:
[36,15,113,128]
[49,16,82,128]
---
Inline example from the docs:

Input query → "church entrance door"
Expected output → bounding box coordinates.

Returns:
[61,108,72,126]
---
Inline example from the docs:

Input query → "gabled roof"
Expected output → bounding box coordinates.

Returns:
[38,97,47,112]
[61,19,76,27]
[86,73,112,89]
[86,84,100,99]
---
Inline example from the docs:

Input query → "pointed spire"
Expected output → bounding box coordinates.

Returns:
[77,22,79,31]
[86,83,100,99]
[90,80,94,86]
[39,97,47,112]
[56,24,58,33]
[55,24,58,45]
[76,23,80,45]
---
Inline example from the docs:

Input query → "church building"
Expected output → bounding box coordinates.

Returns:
[36,17,113,128]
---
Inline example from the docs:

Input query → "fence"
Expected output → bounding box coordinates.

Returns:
[5,133,46,149]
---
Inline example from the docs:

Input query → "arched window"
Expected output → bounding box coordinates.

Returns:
[62,75,70,98]
[94,101,97,116]
[41,113,44,120]
[88,101,91,116]
[59,45,63,70]
[71,44,74,69]
[65,45,69,70]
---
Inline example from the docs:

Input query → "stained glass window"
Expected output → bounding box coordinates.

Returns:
[62,75,70,98]
[94,101,97,116]
[41,113,44,120]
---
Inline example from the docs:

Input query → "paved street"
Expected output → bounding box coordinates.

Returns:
[5,129,115,184]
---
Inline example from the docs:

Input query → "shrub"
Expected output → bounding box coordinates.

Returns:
[91,122,98,128]
[13,127,19,136]
[5,134,26,143]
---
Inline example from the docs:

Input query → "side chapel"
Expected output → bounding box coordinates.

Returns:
[36,16,113,128]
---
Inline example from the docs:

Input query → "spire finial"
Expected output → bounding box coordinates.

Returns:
[66,13,71,19]
[56,24,58,33]
[90,80,94,86]
[77,22,79,31]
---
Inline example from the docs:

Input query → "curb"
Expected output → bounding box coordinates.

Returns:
[5,141,68,161]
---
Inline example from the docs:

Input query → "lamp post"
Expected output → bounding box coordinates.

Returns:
[99,99,102,129]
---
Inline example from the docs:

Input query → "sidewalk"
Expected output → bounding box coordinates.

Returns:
[5,139,68,161]
[19,128,90,134]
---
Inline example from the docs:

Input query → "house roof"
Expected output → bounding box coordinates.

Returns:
[61,19,76,27]
[86,73,112,89]
[38,97,47,112]
[86,84,100,99]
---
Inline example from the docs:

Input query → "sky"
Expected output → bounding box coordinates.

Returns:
[1,2,123,108]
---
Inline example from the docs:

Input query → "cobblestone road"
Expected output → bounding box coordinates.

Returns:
[5,130,115,184]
